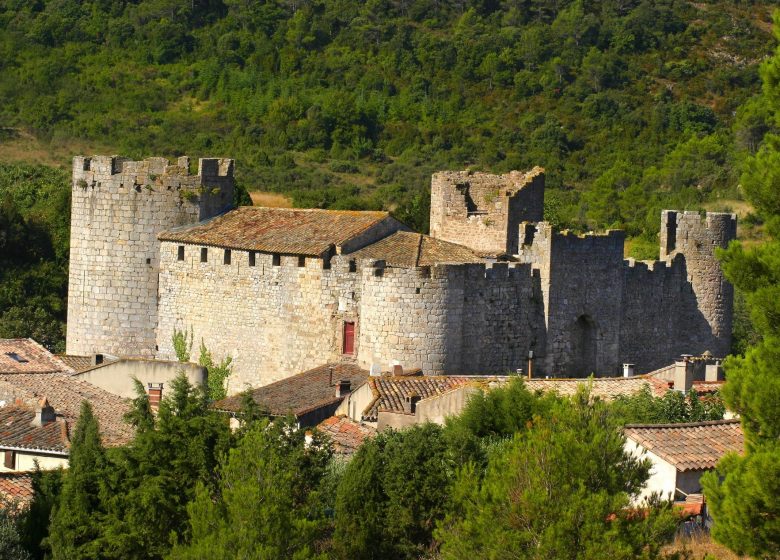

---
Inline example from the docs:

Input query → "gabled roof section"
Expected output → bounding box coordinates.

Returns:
[0,374,133,447]
[159,206,398,256]
[350,231,483,267]
[0,340,73,375]
[624,419,743,472]
[317,415,376,456]
[213,363,369,417]
[525,376,670,399]
[0,405,69,453]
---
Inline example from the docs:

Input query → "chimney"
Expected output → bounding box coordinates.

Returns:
[673,358,694,392]
[91,353,104,366]
[336,379,352,398]
[392,364,404,376]
[148,383,163,411]
[404,393,421,414]
[622,363,635,378]
[31,398,56,427]
[705,360,724,382]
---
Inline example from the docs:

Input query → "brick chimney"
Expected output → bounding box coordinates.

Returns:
[336,379,352,398]
[31,398,56,427]
[147,383,163,411]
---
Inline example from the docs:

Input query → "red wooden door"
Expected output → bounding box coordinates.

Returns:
[343,322,355,354]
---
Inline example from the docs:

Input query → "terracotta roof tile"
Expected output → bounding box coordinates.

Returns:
[159,206,396,256]
[214,363,369,417]
[363,375,501,421]
[0,472,33,507]
[350,231,482,267]
[0,340,73,375]
[0,405,69,453]
[525,376,669,399]
[57,355,116,373]
[0,374,133,447]
[317,415,376,456]
[625,420,743,471]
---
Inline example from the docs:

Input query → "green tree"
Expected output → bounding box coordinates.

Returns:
[170,417,331,559]
[0,502,31,560]
[197,339,233,401]
[19,467,63,559]
[701,13,780,559]
[47,402,107,559]
[436,390,679,559]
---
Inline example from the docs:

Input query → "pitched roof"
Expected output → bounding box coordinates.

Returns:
[624,420,743,471]
[0,472,33,507]
[350,231,482,267]
[0,340,73,375]
[0,405,69,453]
[213,363,369,417]
[363,375,503,421]
[159,206,395,256]
[317,415,376,456]
[525,376,669,399]
[0,374,133,447]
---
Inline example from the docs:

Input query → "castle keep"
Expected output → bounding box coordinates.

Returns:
[67,157,736,392]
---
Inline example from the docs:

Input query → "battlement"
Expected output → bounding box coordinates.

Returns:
[74,155,234,179]
[660,210,737,260]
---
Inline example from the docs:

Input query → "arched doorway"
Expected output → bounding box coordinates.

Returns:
[569,315,598,377]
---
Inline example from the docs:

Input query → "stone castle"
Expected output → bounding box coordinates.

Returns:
[66,156,736,392]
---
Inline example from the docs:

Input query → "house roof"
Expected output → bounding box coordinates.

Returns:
[624,420,743,472]
[0,472,34,507]
[0,374,133,447]
[0,339,73,375]
[317,415,376,456]
[0,405,69,453]
[213,363,369,417]
[363,375,503,422]
[159,206,396,256]
[57,355,95,372]
[525,376,670,399]
[350,231,482,267]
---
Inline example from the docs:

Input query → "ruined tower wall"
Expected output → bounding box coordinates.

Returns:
[67,156,234,358]
[357,262,540,375]
[658,210,737,359]
[156,246,362,391]
[429,168,544,255]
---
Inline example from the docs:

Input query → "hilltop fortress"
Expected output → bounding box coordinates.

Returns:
[66,156,736,392]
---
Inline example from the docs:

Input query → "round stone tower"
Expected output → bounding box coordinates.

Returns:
[66,155,234,358]
[659,210,737,357]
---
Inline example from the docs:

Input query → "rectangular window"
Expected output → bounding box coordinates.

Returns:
[297,255,306,268]
[224,249,231,265]
[323,255,331,270]
[177,246,185,261]
[272,254,281,266]
[342,321,355,355]
[3,450,14,469]
[248,252,256,267]
[200,248,208,263]
[349,260,357,273]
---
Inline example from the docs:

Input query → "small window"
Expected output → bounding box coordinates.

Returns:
[224,249,231,265]
[3,451,14,469]
[343,321,355,355]
[272,254,281,266]
[298,255,306,268]
[177,246,185,261]
[145,257,151,265]
[200,248,208,263]
[323,255,331,270]
[348,260,357,273]
[248,252,256,267]
[4,352,28,364]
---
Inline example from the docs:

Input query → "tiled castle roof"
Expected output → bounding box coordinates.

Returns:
[159,206,396,256]
[317,415,376,456]
[0,339,73,375]
[624,419,743,471]
[213,363,369,417]
[350,231,482,267]
[0,374,133,447]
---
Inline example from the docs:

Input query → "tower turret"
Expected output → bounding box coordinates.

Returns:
[66,155,234,358]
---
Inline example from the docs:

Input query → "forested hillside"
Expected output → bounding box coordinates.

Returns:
[0,0,774,349]
[0,0,773,236]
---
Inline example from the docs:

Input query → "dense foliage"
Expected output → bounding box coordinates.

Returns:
[0,0,772,238]
[701,16,780,558]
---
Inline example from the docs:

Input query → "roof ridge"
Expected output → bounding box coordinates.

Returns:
[625,419,741,430]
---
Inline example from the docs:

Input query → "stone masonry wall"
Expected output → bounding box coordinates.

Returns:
[429,168,544,255]
[67,156,234,358]
[156,245,362,391]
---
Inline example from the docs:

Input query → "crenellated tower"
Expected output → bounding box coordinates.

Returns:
[659,210,737,358]
[66,155,234,358]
